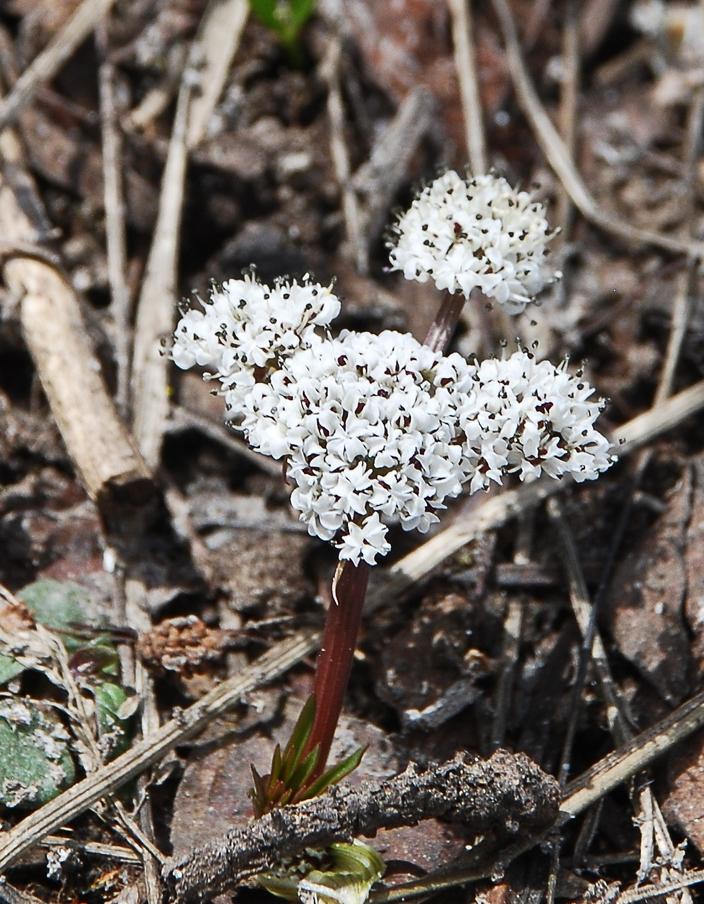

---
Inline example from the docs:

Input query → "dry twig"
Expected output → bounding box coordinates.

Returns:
[0,124,153,517]
[353,87,435,250]
[165,751,560,903]
[130,82,191,470]
[321,35,366,273]
[185,0,249,150]
[0,0,118,131]
[96,21,131,417]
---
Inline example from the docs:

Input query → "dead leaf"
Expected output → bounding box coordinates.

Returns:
[663,727,704,853]
[606,468,694,705]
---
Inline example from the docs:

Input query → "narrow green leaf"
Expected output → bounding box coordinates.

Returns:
[270,743,284,785]
[288,744,320,793]
[301,745,366,802]
[278,787,293,808]
[281,695,316,783]
[250,764,265,798]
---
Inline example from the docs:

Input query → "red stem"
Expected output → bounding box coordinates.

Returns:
[304,561,370,777]
[423,293,465,353]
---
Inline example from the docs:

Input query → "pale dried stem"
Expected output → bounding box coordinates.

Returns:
[0,122,152,512]
[185,0,249,150]
[655,86,704,405]
[556,0,580,233]
[130,83,191,470]
[96,21,131,417]
[127,46,187,132]
[353,88,435,248]
[491,0,704,259]
[561,689,704,820]
[448,0,487,174]
[0,0,118,131]
[130,0,249,468]
[490,509,533,749]
[322,35,367,273]
[618,870,704,904]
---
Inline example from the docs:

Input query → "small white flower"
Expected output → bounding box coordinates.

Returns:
[388,171,558,313]
[171,273,340,417]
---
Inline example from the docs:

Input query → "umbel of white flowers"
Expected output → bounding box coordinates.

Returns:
[173,279,613,567]
[388,171,558,313]
[172,273,340,413]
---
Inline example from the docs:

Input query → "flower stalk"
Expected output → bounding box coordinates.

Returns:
[424,292,466,353]
[304,561,370,778]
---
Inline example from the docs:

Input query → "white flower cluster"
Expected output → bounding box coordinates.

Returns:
[456,352,614,494]
[232,328,613,565]
[172,273,340,415]
[240,330,477,565]
[388,171,557,313]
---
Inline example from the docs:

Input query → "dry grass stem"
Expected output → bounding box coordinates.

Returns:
[322,35,367,273]
[97,21,131,416]
[491,0,704,259]
[185,0,249,150]
[448,0,487,174]
[0,0,118,131]
[130,82,192,470]
[561,689,704,819]
[353,87,435,249]
[617,870,704,904]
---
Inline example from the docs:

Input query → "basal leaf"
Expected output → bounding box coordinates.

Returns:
[94,682,133,758]
[287,744,320,793]
[281,694,315,782]
[301,745,366,802]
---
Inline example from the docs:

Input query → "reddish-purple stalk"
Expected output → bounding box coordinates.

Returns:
[423,292,465,353]
[303,561,369,777]
[300,290,466,780]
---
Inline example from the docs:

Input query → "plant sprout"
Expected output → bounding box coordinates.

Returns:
[249,0,317,60]
[171,170,614,817]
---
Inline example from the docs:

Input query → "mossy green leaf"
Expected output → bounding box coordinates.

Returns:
[0,700,75,809]
[94,682,133,758]
[18,579,101,652]
[0,653,25,687]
